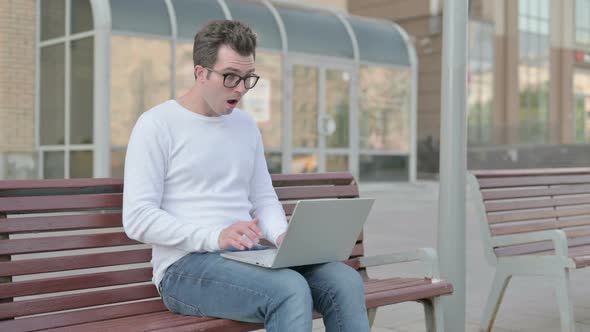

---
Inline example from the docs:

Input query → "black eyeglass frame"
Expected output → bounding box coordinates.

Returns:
[204,67,260,89]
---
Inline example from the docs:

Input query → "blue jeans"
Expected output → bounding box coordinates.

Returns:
[159,248,370,332]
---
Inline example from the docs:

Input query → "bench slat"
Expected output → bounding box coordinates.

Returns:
[495,240,590,268]
[0,193,122,214]
[0,248,151,277]
[364,280,454,308]
[490,218,590,236]
[0,267,152,299]
[28,278,453,332]
[0,284,158,320]
[0,299,166,332]
[477,175,590,189]
[481,184,590,200]
[350,243,363,257]
[43,311,219,332]
[472,168,590,178]
[282,202,295,215]
[485,195,590,212]
[494,235,590,257]
[271,172,354,187]
[275,185,359,201]
[0,178,123,191]
[0,213,122,234]
[0,232,139,255]
[487,206,590,224]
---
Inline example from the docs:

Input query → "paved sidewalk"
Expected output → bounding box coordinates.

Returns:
[256,181,590,332]
[350,181,590,332]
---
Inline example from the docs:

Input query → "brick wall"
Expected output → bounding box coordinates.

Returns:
[0,0,37,179]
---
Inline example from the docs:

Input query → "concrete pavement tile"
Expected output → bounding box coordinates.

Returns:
[371,302,428,328]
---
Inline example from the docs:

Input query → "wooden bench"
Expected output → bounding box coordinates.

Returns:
[469,168,590,332]
[0,172,453,331]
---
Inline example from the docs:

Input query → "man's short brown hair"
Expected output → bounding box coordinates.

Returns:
[193,20,257,77]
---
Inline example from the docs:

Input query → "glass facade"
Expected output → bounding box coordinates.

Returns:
[359,66,411,153]
[467,21,494,146]
[518,0,551,144]
[576,0,590,45]
[574,70,590,142]
[33,0,416,181]
[38,0,94,179]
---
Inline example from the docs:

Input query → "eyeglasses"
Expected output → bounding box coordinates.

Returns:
[204,67,260,89]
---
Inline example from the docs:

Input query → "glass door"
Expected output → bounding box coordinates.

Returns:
[574,69,590,143]
[287,61,353,173]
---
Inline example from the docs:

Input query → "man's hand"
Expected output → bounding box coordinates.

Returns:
[218,218,263,250]
[276,232,286,247]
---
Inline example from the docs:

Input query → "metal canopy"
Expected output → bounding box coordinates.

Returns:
[106,0,413,66]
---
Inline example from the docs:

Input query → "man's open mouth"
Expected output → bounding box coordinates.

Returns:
[227,99,239,107]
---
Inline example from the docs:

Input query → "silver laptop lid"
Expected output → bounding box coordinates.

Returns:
[271,198,375,268]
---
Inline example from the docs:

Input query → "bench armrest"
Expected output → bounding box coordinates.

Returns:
[491,229,569,257]
[359,248,440,279]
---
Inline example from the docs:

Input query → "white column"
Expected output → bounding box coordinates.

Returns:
[437,0,468,331]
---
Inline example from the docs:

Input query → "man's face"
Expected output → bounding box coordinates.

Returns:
[196,44,255,117]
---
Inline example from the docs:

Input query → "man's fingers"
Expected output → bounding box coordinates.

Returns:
[247,218,263,237]
[229,238,245,250]
[232,232,254,249]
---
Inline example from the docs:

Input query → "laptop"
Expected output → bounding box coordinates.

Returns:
[220,198,375,268]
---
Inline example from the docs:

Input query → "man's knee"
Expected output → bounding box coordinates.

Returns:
[273,270,313,306]
[323,262,365,297]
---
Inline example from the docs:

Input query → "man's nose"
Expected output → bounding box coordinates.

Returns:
[234,81,248,94]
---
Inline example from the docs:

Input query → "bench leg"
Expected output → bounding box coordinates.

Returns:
[479,269,512,332]
[556,269,576,332]
[367,308,377,329]
[420,297,444,332]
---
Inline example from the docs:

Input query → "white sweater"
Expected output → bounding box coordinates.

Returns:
[122,100,288,288]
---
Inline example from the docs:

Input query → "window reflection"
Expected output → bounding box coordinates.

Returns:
[70,37,94,145]
[325,70,350,148]
[518,0,550,144]
[70,151,93,178]
[359,66,410,152]
[574,70,590,142]
[111,148,126,177]
[241,52,282,150]
[359,155,407,182]
[468,21,494,146]
[326,154,348,172]
[40,44,65,146]
[576,0,590,45]
[41,0,65,41]
[265,152,282,174]
[111,35,171,147]
[292,66,318,148]
[43,151,65,179]
[291,154,317,173]
[71,0,93,34]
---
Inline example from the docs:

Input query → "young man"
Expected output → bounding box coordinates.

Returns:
[122,20,369,331]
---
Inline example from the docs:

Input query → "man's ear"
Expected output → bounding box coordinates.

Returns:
[194,65,203,82]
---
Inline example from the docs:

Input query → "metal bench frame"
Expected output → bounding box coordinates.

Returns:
[469,168,590,332]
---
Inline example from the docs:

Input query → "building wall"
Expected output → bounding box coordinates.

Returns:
[350,0,590,172]
[0,0,37,179]
[303,0,348,11]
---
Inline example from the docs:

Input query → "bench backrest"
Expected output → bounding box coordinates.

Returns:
[469,168,590,264]
[0,172,362,329]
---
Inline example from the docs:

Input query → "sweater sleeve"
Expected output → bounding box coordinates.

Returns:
[122,114,223,252]
[249,129,288,245]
